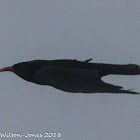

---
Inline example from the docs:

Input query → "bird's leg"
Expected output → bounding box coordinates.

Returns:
[84,58,93,63]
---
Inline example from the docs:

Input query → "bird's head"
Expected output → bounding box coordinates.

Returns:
[0,61,42,82]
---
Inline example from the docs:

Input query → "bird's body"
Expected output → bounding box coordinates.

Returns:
[0,59,140,94]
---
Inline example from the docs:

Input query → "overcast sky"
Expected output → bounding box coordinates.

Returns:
[0,0,140,140]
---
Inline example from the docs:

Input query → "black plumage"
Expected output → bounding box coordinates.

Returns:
[0,59,140,94]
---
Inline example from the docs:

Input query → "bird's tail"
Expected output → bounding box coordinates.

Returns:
[110,64,140,75]
[94,63,140,76]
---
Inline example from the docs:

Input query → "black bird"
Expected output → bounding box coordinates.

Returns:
[0,59,140,94]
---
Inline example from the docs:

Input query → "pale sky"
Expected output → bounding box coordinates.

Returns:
[0,0,140,140]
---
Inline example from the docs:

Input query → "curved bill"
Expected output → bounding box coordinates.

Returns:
[0,66,13,72]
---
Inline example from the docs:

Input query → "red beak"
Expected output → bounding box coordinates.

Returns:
[0,66,13,72]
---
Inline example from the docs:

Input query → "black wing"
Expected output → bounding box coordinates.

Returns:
[34,65,100,92]
[50,59,140,76]
[31,59,139,94]
[33,64,139,94]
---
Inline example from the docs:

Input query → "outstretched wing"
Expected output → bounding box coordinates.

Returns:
[50,59,140,76]
[33,60,139,94]
[33,65,102,92]
[81,80,139,94]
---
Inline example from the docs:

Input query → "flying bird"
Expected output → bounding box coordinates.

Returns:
[0,59,140,94]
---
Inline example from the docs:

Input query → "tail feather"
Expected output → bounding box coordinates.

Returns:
[93,63,140,76]
[110,64,140,75]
